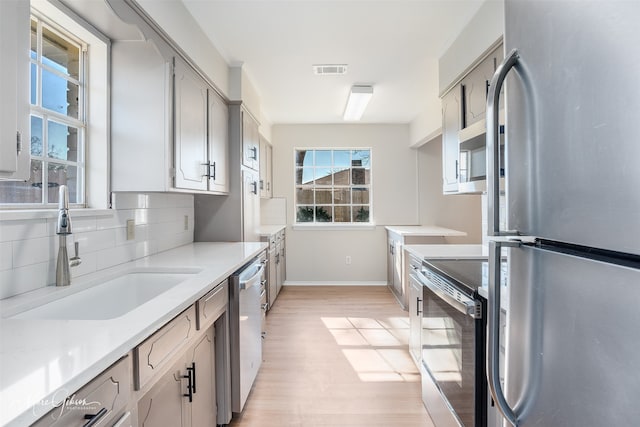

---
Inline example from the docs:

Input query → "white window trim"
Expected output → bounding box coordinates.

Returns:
[293,147,373,226]
[0,0,110,213]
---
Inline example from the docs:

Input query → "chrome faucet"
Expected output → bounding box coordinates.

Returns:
[56,185,81,286]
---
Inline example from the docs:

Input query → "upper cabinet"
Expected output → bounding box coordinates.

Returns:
[441,42,503,194]
[109,6,229,195]
[241,111,259,171]
[259,135,272,199]
[0,0,30,181]
[174,58,208,191]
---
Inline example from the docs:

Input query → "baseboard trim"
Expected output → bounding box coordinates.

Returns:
[283,281,388,287]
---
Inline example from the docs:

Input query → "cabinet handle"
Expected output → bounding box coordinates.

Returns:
[83,408,108,427]
[190,362,196,394]
[460,84,467,129]
[202,161,212,179]
[211,162,216,181]
[251,181,258,194]
[16,131,22,154]
[182,363,194,402]
[250,146,258,160]
[267,182,270,191]
[260,179,264,190]
[455,160,459,179]
[416,297,422,316]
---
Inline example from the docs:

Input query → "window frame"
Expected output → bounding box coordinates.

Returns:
[0,0,110,212]
[293,147,373,226]
[28,13,87,207]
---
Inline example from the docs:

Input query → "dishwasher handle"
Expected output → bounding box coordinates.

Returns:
[239,263,265,290]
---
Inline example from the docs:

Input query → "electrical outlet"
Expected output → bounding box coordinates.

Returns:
[345,256,352,265]
[184,215,189,231]
[126,219,135,240]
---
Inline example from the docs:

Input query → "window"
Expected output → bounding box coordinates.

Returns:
[295,148,371,224]
[0,11,89,207]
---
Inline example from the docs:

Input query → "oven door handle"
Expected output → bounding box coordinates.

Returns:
[416,270,480,318]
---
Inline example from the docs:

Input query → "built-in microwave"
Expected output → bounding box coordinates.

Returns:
[457,116,505,194]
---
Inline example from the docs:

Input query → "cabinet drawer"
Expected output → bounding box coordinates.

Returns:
[33,356,131,427]
[197,279,228,330]
[134,305,197,390]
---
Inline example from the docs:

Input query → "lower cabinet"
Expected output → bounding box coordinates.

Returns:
[137,328,216,427]
[408,255,423,366]
[261,229,286,310]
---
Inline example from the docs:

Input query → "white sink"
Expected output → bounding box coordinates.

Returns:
[12,270,199,320]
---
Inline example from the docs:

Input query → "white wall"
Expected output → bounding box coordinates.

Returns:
[417,136,482,243]
[272,124,418,283]
[438,0,504,95]
[0,193,193,299]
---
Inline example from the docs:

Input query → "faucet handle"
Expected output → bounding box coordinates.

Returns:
[74,241,80,257]
[70,241,82,267]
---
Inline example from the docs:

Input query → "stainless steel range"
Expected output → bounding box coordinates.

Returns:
[413,258,494,427]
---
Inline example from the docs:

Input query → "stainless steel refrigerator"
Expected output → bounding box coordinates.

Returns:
[485,1,640,426]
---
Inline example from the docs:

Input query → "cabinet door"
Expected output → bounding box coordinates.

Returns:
[0,0,30,180]
[441,86,463,193]
[266,144,273,197]
[174,59,208,191]
[387,239,394,289]
[268,249,277,307]
[259,137,268,198]
[137,359,187,427]
[241,113,259,170]
[242,169,260,242]
[207,91,229,194]
[186,328,216,427]
[392,240,402,296]
[408,277,422,365]
[277,240,285,294]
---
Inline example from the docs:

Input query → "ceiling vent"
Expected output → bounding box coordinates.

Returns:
[313,64,348,75]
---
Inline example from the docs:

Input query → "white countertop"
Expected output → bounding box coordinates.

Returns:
[256,224,286,236]
[0,242,266,427]
[384,225,467,237]
[404,244,487,260]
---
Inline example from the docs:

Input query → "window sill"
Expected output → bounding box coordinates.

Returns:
[293,223,376,231]
[0,208,114,221]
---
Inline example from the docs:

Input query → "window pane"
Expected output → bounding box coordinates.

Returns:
[295,150,313,167]
[30,63,37,105]
[0,160,43,204]
[296,188,313,204]
[314,168,332,185]
[297,206,314,222]
[42,69,79,118]
[334,150,350,168]
[315,150,331,166]
[315,206,332,222]
[352,150,370,167]
[333,188,350,204]
[42,26,80,79]
[31,116,43,156]
[47,120,78,161]
[352,168,369,185]
[47,163,78,204]
[333,168,350,185]
[352,187,369,204]
[334,206,351,222]
[30,19,37,53]
[315,189,332,204]
[295,167,315,185]
[353,206,370,222]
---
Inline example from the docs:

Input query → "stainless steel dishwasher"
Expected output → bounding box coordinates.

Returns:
[229,252,267,414]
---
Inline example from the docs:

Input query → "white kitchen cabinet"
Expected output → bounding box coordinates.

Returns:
[0,0,30,181]
[387,235,403,299]
[110,24,228,194]
[275,230,286,296]
[408,254,422,366]
[194,102,261,242]
[33,356,132,427]
[174,58,208,192]
[208,91,230,193]
[241,111,260,171]
[259,135,272,199]
[441,85,464,193]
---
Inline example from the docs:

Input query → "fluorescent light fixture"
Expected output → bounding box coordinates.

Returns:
[343,85,373,121]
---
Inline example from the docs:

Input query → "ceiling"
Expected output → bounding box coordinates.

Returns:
[181,0,485,125]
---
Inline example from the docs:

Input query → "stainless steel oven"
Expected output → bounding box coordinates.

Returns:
[417,259,488,427]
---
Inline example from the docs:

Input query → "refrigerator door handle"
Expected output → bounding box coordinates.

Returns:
[488,240,519,426]
[487,49,520,237]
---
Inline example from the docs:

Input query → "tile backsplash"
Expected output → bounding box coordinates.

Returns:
[0,192,194,299]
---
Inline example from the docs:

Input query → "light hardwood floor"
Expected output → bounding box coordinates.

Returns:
[229,286,435,427]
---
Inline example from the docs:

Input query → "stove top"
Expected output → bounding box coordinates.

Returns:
[423,258,507,297]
